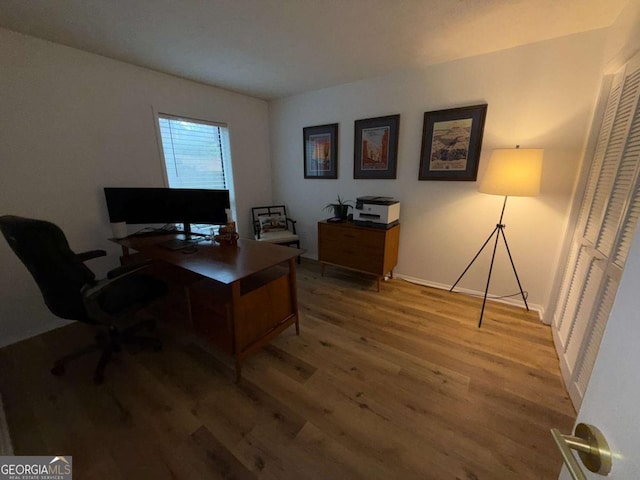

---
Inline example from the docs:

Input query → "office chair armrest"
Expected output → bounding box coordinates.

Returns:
[81,278,110,299]
[79,277,117,324]
[76,250,107,262]
[82,260,151,299]
[106,259,152,279]
[81,260,155,323]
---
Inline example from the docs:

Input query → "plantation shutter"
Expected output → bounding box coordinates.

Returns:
[553,53,640,409]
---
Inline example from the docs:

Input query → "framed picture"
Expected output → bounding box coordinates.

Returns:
[303,123,338,179]
[418,104,488,181]
[354,114,400,179]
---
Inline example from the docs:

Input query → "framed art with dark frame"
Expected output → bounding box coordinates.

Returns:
[303,123,338,179]
[418,104,488,181]
[354,114,400,179]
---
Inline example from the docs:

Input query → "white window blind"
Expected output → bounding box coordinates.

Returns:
[158,114,228,190]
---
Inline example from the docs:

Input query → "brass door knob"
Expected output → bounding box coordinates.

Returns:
[551,423,612,479]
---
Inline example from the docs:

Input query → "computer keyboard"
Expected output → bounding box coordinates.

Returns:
[158,237,204,251]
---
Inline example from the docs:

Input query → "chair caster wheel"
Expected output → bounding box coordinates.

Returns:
[51,364,65,376]
[153,342,162,352]
[93,373,104,384]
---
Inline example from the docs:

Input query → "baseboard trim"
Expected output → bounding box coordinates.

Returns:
[394,273,544,322]
[299,257,546,322]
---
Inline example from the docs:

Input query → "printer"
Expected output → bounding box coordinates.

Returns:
[354,196,400,228]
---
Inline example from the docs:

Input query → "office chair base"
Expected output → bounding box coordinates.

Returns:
[50,320,161,384]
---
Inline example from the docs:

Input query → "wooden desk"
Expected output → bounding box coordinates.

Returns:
[114,235,303,380]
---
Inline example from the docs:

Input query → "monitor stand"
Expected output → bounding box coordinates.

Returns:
[178,223,208,238]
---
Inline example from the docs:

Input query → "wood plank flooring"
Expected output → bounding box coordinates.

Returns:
[0,260,575,479]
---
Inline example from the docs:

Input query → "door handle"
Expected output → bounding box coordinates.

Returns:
[551,423,612,479]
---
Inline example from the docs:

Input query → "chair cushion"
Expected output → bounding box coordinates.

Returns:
[97,274,167,315]
[259,215,287,233]
[255,230,299,244]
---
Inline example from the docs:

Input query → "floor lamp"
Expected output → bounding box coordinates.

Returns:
[450,147,544,327]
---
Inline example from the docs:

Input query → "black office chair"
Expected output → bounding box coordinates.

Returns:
[0,215,167,384]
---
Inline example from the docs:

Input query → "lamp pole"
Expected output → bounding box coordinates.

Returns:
[450,195,530,327]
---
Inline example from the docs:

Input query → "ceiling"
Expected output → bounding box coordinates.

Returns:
[0,0,629,99]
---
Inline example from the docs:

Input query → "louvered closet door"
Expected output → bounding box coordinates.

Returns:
[553,54,640,410]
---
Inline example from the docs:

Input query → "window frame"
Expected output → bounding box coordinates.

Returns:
[153,111,236,227]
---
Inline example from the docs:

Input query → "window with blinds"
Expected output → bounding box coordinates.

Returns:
[158,114,229,190]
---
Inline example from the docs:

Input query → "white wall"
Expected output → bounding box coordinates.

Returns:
[603,0,640,73]
[0,28,271,347]
[269,29,608,319]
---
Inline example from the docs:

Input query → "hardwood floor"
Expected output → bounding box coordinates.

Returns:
[0,260,575,479]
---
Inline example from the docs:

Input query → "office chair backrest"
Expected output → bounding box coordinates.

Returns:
[0,215,95,321]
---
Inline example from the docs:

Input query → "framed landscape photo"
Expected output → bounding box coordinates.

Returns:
[303,123,338,179]
[354,114,400,179]
[418,104,488,181]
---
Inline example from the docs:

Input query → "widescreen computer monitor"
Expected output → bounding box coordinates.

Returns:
[104,187,230,232]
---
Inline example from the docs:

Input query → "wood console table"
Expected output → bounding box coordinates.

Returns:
[318,220,400,291]
[113,234,303,381]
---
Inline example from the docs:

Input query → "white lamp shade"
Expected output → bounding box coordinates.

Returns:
[478,148,543,196]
